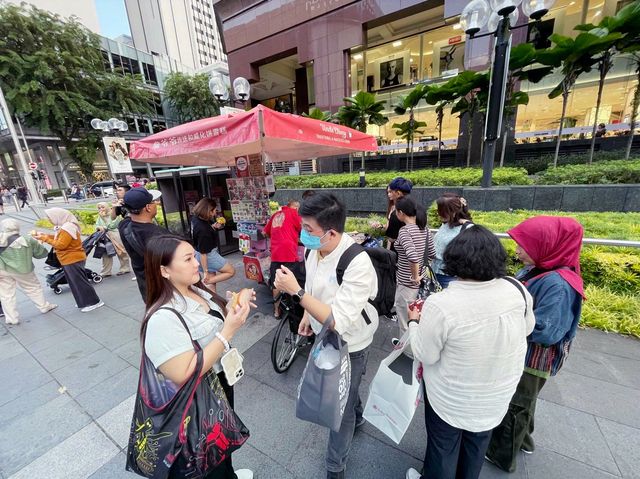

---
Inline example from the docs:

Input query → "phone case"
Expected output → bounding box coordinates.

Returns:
[220,348,245,386]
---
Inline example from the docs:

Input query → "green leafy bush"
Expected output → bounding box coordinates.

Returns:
[275,167,531,189]
[536,159,640,185]
[507,151,634,175]
[581,285,640,337]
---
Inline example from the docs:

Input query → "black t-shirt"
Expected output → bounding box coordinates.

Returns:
[385,210,404,240]
[191,216,218,254]
[118,217,166,300]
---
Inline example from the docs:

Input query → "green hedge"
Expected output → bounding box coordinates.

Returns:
[581,285,640,337]
[275,167,532,189]
[535,159,640,185]
[506,150,633,175]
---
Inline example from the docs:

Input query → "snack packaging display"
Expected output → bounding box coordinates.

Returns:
[408,298,425,313]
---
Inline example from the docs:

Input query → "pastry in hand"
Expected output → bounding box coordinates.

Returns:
[229,288,254,309]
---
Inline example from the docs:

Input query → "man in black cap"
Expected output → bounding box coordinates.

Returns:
[118,187,166,301]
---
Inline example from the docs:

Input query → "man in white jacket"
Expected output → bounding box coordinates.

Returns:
[275,192,378,479]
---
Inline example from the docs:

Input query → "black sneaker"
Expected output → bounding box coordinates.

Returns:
[355,417,366,429]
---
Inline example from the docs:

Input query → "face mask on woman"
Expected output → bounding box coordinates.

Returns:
[300,229,330,250]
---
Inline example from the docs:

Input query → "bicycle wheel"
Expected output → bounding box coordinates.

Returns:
[271,312,303,373]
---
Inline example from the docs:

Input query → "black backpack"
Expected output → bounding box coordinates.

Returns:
[306,243,397,323]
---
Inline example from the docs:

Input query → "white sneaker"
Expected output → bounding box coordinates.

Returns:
[81,301,104,313]
[40,303,58,313]
[406,468,421,479]
[235,469,254,479]
[131,276,137,281]
[5,317,19,325]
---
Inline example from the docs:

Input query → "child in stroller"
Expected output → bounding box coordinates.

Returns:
[46,230,107,294]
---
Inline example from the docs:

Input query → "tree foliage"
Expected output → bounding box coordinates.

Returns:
[163,72,220,123]
[0,3,154,177]
[302,107,333,122]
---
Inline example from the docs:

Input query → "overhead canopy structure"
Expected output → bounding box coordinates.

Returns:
[129,104,378,167]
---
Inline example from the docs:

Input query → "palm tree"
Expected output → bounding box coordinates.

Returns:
[538,32,621,167]
[392,84,426,170]
[392,119,427,170]
[303,107,334,122]
[336,91,388,169]
[424,84,458,167]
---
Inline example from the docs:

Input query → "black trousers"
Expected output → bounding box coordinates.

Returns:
[421,394,492,479]
[485,372,547,472]
[62,261,100,308]
[169,372,237,479]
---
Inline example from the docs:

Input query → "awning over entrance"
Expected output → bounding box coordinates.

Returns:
[129,104,378,166]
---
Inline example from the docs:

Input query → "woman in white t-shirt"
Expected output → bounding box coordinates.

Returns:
[405,225,535,479]
[141,235,254,479]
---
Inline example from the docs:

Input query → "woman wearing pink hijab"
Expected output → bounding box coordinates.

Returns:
[486,216,585,472]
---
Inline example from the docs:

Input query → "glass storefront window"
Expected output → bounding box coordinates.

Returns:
[365,35,421,92]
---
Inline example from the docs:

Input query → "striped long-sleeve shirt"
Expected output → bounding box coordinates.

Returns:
[394,224,436,288]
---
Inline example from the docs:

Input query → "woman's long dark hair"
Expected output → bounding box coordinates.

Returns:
[141,235,227,340]
[396,196,427,230]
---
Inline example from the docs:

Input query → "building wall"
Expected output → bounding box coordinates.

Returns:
[216,0,431,112]
[125,0,227,70]
[4,0,101,33]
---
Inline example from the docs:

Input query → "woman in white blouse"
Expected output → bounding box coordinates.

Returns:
[142,235,254,479]
[405,225,535,479]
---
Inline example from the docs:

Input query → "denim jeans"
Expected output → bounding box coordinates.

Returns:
[326,347,370,474]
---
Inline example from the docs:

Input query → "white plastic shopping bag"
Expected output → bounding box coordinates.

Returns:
[363,330,422,444]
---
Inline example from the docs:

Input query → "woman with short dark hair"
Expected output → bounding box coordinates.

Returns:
[406,225,535,479]
[432,193,473,288]
[191,198,235,293]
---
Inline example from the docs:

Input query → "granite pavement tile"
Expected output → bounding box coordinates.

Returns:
[0,381,60,430]
[0,351,52,406]
[0,394,92,476]
[596,417,640,478]
[534,399,619,475]
[71,311,140,351]
[51,348,130,396]
[75,366,139,418]
[523,446,620,478]
[87,453,138,479]
[96,395,136,450]
[8,422,120,479]
[29,328,104,372]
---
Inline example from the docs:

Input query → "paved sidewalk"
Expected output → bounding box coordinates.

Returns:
[1,211,639,478]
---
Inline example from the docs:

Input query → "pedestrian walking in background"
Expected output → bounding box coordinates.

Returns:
[384,177,413,251]
[263,198,304,318]
[17,187,29,208]
[274,192,378,479]
[141,235,254,479]
[95,202,130,277]
[432,193,473,288]
[34,208,104,312]
[0,218,57,325]
[393,195,435,348]
[485,216,585,473]
[118,187,165,302]
[191,198,235,294]
[406,225,535,479]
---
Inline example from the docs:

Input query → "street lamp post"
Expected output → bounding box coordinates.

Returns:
[208,75,251,110]
[91,117,129,183]
[461,0,555,188]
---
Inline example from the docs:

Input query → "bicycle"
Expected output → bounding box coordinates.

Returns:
[270,292,313,373]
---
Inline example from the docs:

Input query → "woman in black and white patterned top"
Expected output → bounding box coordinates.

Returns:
[393,196,435,349]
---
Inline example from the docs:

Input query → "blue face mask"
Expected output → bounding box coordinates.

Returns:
[301,229,330,250]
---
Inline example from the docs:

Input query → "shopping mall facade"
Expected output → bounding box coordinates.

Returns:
[214,0,638,161]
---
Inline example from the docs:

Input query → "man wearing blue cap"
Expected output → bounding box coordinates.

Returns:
[118,187,165,301]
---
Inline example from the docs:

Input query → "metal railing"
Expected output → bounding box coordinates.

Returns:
[428,229,640,249]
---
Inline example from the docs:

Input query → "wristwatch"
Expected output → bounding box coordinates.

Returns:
[292,289,306,304]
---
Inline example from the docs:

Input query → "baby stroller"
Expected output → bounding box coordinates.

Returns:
[46,230,106,295]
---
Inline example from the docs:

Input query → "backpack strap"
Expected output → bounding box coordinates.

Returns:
[0,234,20,255]
[122,220,146,257]
[460,221,474,232]
[503,277,528,317]
[336,243,372,325]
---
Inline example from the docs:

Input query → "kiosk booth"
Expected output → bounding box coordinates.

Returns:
[130,105,378,284]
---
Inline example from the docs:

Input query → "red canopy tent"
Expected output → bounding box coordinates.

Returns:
[129,104,378,166]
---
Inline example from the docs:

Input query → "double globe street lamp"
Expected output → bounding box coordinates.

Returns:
[208,75,251,108]
[460,0,555,187]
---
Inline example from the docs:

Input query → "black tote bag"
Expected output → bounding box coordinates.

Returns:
[126,308,250,478]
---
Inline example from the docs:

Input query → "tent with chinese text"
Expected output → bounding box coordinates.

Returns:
[129,104,378,167]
